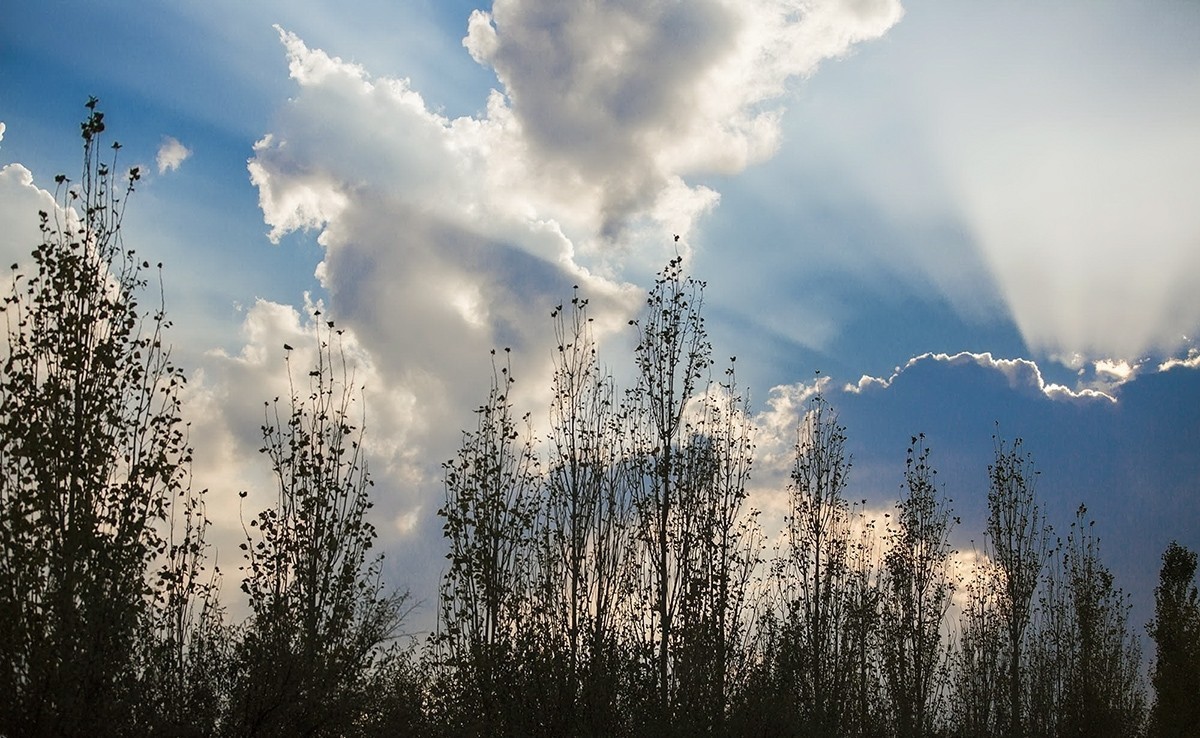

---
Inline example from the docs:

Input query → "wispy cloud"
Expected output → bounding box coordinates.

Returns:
[913,5,1200,363]
[740,4,1200,370]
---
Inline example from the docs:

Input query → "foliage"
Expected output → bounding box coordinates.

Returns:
[1148,541,1200,738]
[952,548,1006,738]
[772,392,858,735]
[985,434,1051,738]
[230,316,408,736]
[434,349,541,734]
[1027,506,1145,738]
[536,290,634,734]
[0,99,217,736]
[880,435,955,738]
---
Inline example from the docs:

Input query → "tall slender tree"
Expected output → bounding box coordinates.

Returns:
[1027,505,1146,738]
[231,316,408,736]
[435,350,541,734]
[670,363,761,733]
[775,391,856,736]
[1148,541,1200,738]
[538,289,634,733]
[625,255,713,728]
[986,434,1050,738]
[952,548,1006,738]
[881,435,955,738]
[1061,506,1144,737]
[0,99,214,737]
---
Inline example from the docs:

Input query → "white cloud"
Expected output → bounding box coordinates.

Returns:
[0,122,6,145]
[242,3,905,457]
[463,0,902,253]
[229,6,903,619]
[0,163,60,271]
[844,351,1116,403]
[1159,347,1200,373]
[246,0,906,387]
[754,375,832,473]
[156,136,192,174]
[1094,359,1135,383]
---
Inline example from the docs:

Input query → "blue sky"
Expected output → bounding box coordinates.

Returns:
[3,0,1199,634]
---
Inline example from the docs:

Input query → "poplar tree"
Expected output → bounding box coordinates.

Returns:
[777,392,856,736]
[1148,541,1200,738]
[0,99,216,736]
[538,290,633,733]
[880,436,955,738]
[625,255,713,727]
[231,317,407,736]
[986,435,1050,738]
[434,351,540,734]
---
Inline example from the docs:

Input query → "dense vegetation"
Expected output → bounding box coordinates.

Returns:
[2,103,1197,737]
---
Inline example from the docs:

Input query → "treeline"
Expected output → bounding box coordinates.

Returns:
[2,103,1198,738]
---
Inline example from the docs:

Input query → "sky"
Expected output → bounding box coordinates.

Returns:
[2,0,1199,638]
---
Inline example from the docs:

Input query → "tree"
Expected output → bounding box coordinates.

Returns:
[1028,505,1145,738]
[230,316,408,736]
[1060,506,1145,736]
[1148,541,1200,738]
[670,363,761,733]
[434,350,541,735]
[0,99,216,737]
[773,391,858,736]
[880,435,955,738]
[952,548,1006,738]
[625,254,714,728]
[620,255,763,733]
[986,434,1050,738]
[537,289,634,733]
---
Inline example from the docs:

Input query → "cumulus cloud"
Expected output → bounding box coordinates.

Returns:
[463,0,902,248]
[0,122,6,145]
[156,136,192,174]
[232,5,903,616]
[245,4,902,483]
[0,163,60,270]
[844,351,1116,403]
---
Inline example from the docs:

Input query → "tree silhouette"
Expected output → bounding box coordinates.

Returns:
[772,392,857,736]
[985,434,1050,738]
[624,255,713,729]
[1028,505,1145,738]
[0,99,216,736]
[952,544,1006,738]
[434,350,540,735]
[537,290,634,734]
[230,317,408,736]
[1148,541,1200,738]
[881,435,955,738]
